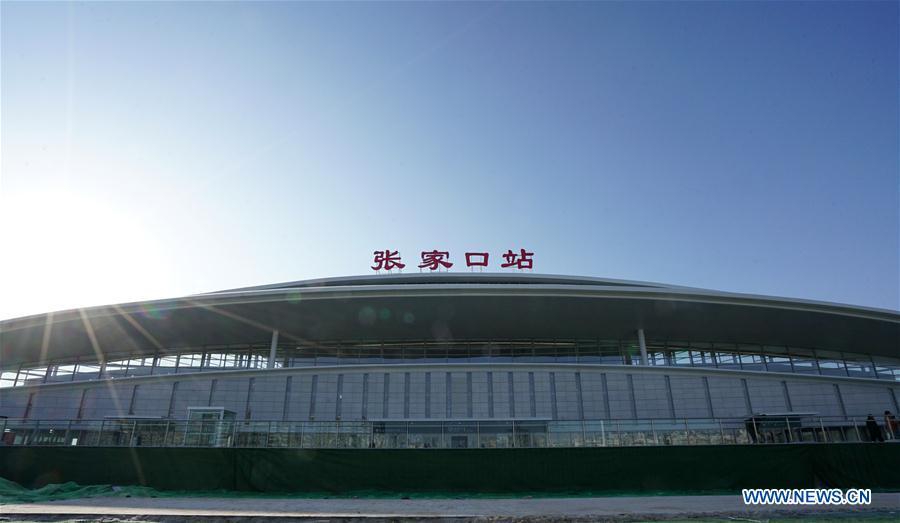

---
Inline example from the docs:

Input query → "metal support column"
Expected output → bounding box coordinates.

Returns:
[637,328,648,365]
[267,330,279,369]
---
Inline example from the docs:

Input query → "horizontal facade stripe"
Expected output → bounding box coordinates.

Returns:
[4,362,899,392]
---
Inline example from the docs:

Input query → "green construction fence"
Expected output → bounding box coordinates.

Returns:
[2,444,899,495]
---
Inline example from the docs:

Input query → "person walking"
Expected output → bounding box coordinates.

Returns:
[866,414,884,442]
[745,418,759,443]
[884,410,897,440]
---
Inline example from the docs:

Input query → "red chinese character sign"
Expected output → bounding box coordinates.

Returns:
[371,249,533,272]
[371,249,405,271]
[465,252,489,268]
[419,250,453,271]
[500,248,534,270]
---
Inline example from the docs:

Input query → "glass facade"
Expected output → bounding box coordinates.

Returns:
[0,414,890,449]
[2,338,898,389]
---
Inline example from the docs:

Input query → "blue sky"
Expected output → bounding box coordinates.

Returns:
[1,1,898,319]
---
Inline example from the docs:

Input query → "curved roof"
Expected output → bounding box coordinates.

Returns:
[205,273,688,293]
[1,273,898,368]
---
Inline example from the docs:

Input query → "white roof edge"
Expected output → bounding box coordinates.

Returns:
[200,283,900,320]
[198,273,713,295]
[2,274,898,326]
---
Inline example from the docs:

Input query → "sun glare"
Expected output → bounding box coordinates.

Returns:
[0,190,171,319]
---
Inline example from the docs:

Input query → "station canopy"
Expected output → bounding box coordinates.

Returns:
[1,274,898,368]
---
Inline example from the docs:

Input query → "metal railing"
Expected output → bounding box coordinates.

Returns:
[1,416,896,449]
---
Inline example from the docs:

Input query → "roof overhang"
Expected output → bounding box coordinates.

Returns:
[1,274,898,368]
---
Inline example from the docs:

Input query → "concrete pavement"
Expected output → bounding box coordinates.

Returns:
[2,493,899,521]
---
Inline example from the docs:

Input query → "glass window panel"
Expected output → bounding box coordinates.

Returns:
[714,352,741,369]
[577,342,602,363]
[533,344,559,363]
[739,353,765,371]
[873,364,897,381]
[422,344,446,363]
[790,358,817,374]
[381,347,403,361]
[399,346,422,362]
[647,351,667,366]
[844,355,875,378]
[354,345,380,364]
[555,343,581,363]
[446,346,469,361]
[58,363,79,375]
[621,343,641,365]
[601,354,626,364]
[690,350,716,367]
[73,363,101,380]
[156,355,177,367]
[597,341,620,356]
[518,344,545,363]
[667,343,690,366]
[477,421,514,448]
[246,352,267,369]
[1,370,19,388]
[102,359,129,377]
[207,353,220,368]
[127,357,154,375]
[815,350,847,377]
[596,342,625,364]
[512,421,546,448]
[46,362,77,382]
[269,349,286,369]
[205,352,226,369]
[674,351,692,366]
[490,345,513,362]
[873,357,900,381]
[177,353,204,371]
[510,345,533,359]
[338,345,361,364]
[316,347,340,365]
[467,344,490,363]
[789,353,818,375]
[645,344,666,366]
[16,367,47,385]
[288,347,317,367]
[153,355,177,374]
[764,352,793,373]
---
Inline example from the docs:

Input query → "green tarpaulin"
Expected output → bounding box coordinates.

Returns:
[0,476,163,503]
